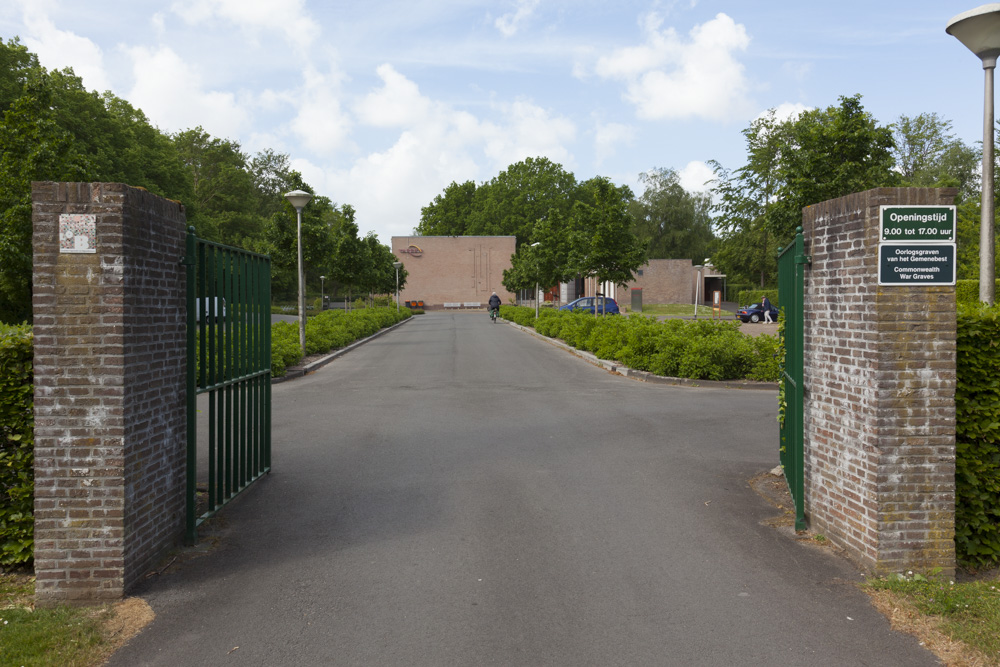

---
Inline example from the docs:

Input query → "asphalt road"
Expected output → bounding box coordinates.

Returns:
[110,312,936,666]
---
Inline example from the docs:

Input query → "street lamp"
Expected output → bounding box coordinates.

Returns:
[530,242,541,318]
[947,4,1000,305]
[320,275,325,311]
[393,262,402,312]
[694,264,703,319]
[284,189,312,353]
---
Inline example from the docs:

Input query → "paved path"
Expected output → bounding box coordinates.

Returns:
[109,313,935,666]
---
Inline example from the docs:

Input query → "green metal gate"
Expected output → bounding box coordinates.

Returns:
[183,228,272,543]
[777,226,809,531]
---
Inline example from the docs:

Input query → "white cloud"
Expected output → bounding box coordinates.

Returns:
[125,45,251,137]
[17,0,113,92]
[481,99,576,170]
[355,64,432,128]
[303,67,577,243]
[593,121,635,166]
[495,0,541,38]
[678,160,715,192]
[595,12,752,122]
[169,0,320,49]
[288,65,354,155]
[768,102,810,124]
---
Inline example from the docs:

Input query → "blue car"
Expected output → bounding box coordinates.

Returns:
[736,302,779,323]
[559,296,620,315]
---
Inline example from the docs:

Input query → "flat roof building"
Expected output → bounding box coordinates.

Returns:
[392,236,516,310]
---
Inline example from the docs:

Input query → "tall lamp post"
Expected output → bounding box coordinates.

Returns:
[530,242,541,318]
[284,189,313,352]
[693,264,703,319]
[393,262,402,312]
[947,4,1000,305]
[320,275,325,311]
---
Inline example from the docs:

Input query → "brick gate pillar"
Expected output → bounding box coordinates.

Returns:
[32,182,187,605]
[802,187,957,577]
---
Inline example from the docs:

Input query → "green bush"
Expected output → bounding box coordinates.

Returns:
[509,307,779,383]
[271,321,303,376]
[0,323,33,565]
[737,289,779,309]
[271,307,411,377]
[956,279,1000,306]
[955,303,1000,566]
[499,305,537,328]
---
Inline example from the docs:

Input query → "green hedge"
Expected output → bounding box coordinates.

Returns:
[0,324,33,565]
[955,303,1000,566]
[736,289,778,309]
[956,279,1000,306]
[271,307,411,377]
[505,306,779,382]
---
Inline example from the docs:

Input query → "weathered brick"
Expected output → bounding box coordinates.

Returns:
[33,182,187,606]
[802,187,956,577]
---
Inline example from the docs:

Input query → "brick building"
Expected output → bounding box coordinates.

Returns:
[392,238,727,310]
[392,236,517,309]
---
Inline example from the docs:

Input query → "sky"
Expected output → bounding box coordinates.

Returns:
[0,1,991,244]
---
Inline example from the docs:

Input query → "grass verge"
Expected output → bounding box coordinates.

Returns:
[863,572,1000,666]
[0,570,153,667]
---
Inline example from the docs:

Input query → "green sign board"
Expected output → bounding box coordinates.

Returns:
[878,243,956,285]
[879,206,956,242]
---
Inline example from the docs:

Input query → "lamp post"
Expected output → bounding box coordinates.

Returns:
[320,275,325,311]
[694,264,703,319]
[530,242,541,318]
[284,189,313,353]
[393,262,402,312]
[947,4,1000,305]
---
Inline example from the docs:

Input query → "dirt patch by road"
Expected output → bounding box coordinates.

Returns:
[739,321,779,338]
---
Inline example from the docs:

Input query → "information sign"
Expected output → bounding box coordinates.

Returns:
[878,243,956,285]
[879,206,955,242]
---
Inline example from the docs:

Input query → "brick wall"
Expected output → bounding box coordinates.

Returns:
[801,187,957,576]
[617,259,693,304]
[392,236,516,308]
[32,182,187,605]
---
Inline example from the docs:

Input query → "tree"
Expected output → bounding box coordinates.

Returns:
[892,113,978,193]
[711,95,898,288]
[771,94,898,240]
[629,168,714,261]
[709,109,788,287]
[416,180,477,236]
[465,157,579,245]
[570,177,646,312]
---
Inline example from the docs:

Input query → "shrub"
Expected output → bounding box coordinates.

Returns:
[271,307,411,377]
[737,289,778,309]
[499,305,536,328]
[0,323,33,565]
[955,302,1000,566]
[956,279,1000,306]
[271,321,303,376]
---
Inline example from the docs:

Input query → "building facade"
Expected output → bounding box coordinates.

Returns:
[392,236,516,309]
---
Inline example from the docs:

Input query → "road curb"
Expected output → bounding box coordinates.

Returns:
[502,319,778,390]
[273,317,413,384]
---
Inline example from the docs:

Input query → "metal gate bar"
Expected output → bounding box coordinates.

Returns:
[777,226,809,531]
[184,228,271,543]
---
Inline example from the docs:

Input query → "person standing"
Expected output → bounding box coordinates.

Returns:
[761,295,773,323]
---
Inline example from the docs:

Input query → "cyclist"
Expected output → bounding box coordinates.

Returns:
[488,291,502,321]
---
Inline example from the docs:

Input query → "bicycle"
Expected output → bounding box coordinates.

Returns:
[490,307,498,323]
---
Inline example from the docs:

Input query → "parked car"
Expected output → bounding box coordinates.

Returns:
[558,296,620,315]
[195,297,226,323]
[736,302,778,323]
